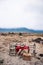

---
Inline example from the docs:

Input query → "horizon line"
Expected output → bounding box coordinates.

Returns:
[0,27,43,30]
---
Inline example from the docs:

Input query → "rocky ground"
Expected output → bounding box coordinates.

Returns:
[0,33,43,65]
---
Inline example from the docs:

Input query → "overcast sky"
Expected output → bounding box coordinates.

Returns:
[0,0,43,30]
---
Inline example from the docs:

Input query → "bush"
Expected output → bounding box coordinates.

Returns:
[19,33,22,36]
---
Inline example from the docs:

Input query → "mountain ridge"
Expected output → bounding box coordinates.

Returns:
[0,27,43,33]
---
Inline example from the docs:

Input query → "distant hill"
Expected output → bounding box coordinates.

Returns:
[0,27,43,33]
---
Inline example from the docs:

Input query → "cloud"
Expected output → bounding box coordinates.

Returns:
[0,0,43,30]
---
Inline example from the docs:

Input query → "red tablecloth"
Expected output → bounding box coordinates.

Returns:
[15,45,30,52]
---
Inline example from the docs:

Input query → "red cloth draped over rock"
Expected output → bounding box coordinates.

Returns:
[15,45,30,52]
